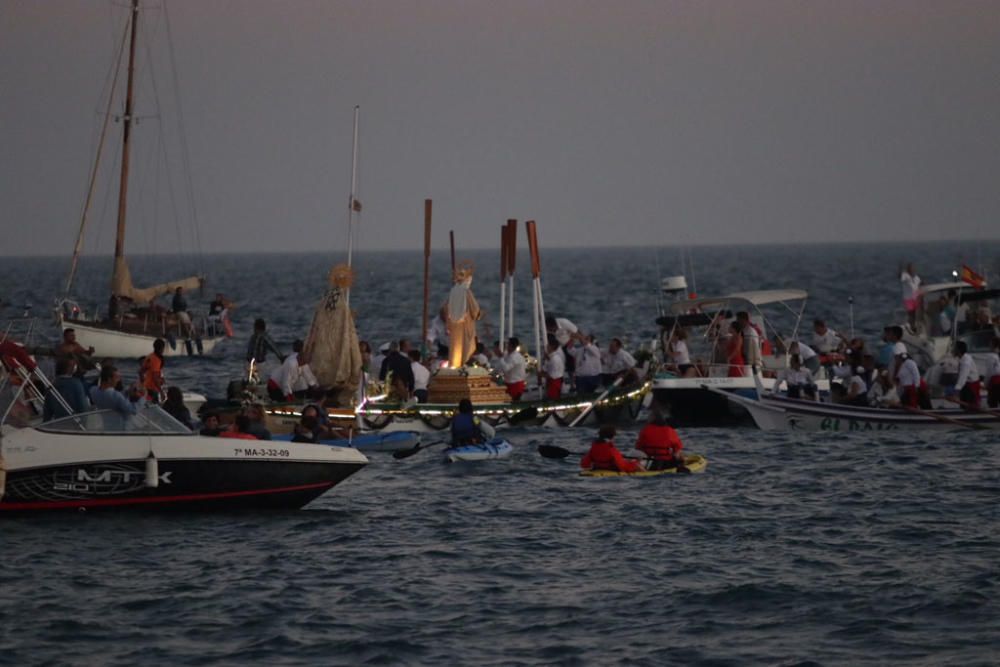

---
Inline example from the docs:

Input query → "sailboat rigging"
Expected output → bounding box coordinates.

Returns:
[56,0,223,358]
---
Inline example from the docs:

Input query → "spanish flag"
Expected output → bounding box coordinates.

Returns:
[960,264,986,289]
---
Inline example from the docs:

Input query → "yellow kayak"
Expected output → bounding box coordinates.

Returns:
[579,454,708,477]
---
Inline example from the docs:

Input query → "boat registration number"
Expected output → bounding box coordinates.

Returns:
[819,417,898,431]
[231,447,291,458]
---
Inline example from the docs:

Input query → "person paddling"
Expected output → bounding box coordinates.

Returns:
[450,398,495,446]
[581,424,641,473]
[635,407,688,471]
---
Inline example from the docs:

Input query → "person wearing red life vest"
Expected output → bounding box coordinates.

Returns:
[580,425,641,473]
[635,407,686,471]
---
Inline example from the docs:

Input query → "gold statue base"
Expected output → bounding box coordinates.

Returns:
[427,367,511,405]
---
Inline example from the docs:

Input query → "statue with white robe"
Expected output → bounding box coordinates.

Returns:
[444,263,482,369]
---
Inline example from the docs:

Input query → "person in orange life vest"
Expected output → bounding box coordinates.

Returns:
[140,338,166,403]
[580,425,642,473]
[219,413,259,440]
[635,406,686,471]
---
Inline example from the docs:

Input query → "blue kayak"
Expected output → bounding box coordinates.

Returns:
[443,438,513,462]
[272,430,420,453]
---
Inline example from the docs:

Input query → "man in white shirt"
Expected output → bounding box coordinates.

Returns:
[770,354,817,400]
[895,352,929,409]
[267,340,319,402]
[571,333,603,394]
[950,341,981,407]
[408,350,431,403]
[540,338,566,400]
[492,336,527,401]
[900,263,921,330]
[602,337,638,386]
[788,340,820,374]
[811,319,847,356]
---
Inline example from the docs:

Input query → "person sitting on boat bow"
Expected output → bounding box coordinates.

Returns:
[635,407,687,471]
[581,424,641,473]
[451,398,495,446]
[770,354,817,400]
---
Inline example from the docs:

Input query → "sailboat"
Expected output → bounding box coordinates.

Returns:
[56,0,224,358]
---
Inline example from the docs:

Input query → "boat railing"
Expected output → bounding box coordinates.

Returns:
[37,406,192,436]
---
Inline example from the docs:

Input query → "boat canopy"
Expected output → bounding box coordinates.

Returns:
[669,289,808,315]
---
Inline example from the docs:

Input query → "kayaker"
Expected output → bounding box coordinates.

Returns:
[580,425,641,473]
[451,398,496,446]
[635,409,687,471]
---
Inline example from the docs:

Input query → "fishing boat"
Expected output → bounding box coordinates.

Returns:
[720,390,1000,432]
[443,437,513,462]
[651,289,830,426]
[0,406,368,513]
[579,453,707,476]
[56,0,224,358]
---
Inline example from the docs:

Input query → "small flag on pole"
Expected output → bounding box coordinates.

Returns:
[960,264,985,289]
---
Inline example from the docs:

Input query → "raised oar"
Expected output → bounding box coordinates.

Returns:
[900,405,988,430]
[568,377,624,427]
[392,439,447,460]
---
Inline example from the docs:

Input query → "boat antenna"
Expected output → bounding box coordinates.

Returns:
[345,105,360,306]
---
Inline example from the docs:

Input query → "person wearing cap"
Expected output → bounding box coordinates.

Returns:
[634,406,687,471]
[950,341,981,409]
[581,425,642,473]
[895,351,930,409]
[492,337,527,401]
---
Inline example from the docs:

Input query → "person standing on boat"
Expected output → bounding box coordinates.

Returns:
[736,312,762,372]
[444,261,482,370]
[725,321,745,377]
[379,341,414,402]
[55,328,96,375]
[409,350,430,403]
[207,293,235,337]
[666,328,697,378]
[140,338,166,403]
[267,340,319,402]
[784,340,820,375]
[89,365,142,417]
[569,333,602,394]
[635,407,686,471]
[43,358,90,421]
[540,336,566,400]
[602,338,638,386]
[246,319,284,378]
[950,341,982,409]
[895,352,931,409]
[172,286,193,337]
[581,424,641,473]
[900,263,922,331]
[451,398,495,446]
[985,337,1000,408]
[493,337,528,401]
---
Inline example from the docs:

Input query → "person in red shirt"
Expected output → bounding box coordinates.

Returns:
[580,425,642,473]
[635,408,687,471]
[219,414,259,441]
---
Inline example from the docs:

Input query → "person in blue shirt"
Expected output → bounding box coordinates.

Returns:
[450,398,495,446]
[88,365,142,416]
[43,358,91,420]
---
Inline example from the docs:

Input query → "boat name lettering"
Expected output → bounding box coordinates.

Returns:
[232,448,291,458]
[820,417,898,432]
[76,469,173,484]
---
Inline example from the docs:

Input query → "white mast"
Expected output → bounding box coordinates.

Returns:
[345,105,360,305]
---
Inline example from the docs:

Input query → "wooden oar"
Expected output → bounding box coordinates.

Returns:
[507,405,539,425]
[900,405,989,430]
[536,444,649,463]
[944,395,1000,418]
[568,377,625,427]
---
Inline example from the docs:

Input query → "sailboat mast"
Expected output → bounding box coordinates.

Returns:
[113,0,140,269]
[345,106,360,305]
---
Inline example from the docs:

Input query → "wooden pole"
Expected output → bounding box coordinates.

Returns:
[506,219,517,339]
[499,224,508,349]
[449,230,456,278]
[422,199,432,359]
[526,220,544,393]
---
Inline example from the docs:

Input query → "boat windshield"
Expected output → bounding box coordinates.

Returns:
[37,405,192,435]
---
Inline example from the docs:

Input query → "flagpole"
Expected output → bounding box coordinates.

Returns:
[345,105,360,306]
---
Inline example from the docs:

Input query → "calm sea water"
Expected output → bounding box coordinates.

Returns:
[1,242,999,665]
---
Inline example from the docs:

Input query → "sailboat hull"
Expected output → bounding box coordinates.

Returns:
[64,319,223,358]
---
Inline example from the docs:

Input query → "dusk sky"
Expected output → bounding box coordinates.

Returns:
[2,0,999,257]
